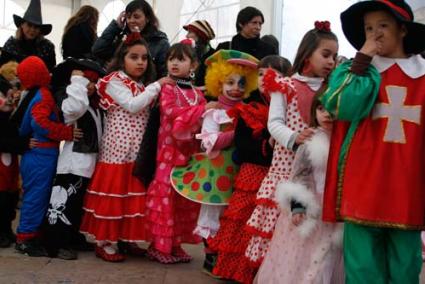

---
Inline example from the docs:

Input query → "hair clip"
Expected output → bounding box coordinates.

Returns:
[123,32,142,45]
[314,21,331,32]
[180,38,196,49]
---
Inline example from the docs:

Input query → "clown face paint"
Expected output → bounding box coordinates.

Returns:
[222,73,246,101]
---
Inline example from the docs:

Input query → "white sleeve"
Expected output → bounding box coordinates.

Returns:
[267,92,298,150]
[62,75,90,124]
[105,79,161,113]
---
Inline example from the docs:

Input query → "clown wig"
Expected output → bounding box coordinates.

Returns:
[205,59,258,99]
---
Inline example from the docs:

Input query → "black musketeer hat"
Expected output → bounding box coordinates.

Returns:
[13,0,52,35]
[341,0,425,54]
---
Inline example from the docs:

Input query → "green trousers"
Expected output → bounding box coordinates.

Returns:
[344,222,422,284]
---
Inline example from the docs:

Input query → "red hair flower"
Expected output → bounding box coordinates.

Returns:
[180,38,196,48]
[123,32,142,45]
[314,21,331,32]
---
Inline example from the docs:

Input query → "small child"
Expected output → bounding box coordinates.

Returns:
[43,58,106,260]
[145,41,208,264]
[244,21,338,270]
[79,33,173,262]
[15,56,82,256]
[170,49,259,273]
[0,75,28,248]
[209,55,292,283]
[321,1,425,282]
[255,94,343,284]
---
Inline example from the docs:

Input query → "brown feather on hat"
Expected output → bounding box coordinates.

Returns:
[183,20,215,43]
[13,0,52,35]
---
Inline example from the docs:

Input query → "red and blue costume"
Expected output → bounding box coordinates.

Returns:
[15,56,74,244]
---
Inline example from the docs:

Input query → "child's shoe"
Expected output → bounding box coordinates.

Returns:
[95,245,125,262]
[202,253,222,279]
[172,246,193,263]
[147,245,180,264]
[57,248,78,260]
[15,239,48,257]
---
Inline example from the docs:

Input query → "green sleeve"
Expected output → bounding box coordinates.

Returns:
[321,61,381,121]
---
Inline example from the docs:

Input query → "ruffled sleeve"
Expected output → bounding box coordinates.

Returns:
[196,109,233,158]
[160,84,206,140]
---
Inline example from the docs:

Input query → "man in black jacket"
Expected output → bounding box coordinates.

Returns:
[215,6,278,60]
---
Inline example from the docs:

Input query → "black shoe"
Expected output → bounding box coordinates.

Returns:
[0,233,12,248]
[202,253,222,279]
[15,240,48,257]
[56,248,77,260]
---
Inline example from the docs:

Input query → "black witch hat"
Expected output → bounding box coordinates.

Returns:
[13,0,52,35]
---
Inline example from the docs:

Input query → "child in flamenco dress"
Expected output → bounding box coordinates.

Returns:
[244,21,338,270]
[208,55,292,283]
[169,49,259,273]
[255,94,344,284]
[79,33,174,262]
[144,41,210,264]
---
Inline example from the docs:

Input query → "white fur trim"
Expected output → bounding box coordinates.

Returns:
[331,223,344,248]
[275,181,321,238]
[304,129,330,171]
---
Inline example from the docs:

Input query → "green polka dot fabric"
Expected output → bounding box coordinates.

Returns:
[171,147,239,205]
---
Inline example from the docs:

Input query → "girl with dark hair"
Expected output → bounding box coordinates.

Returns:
[144,41,209,264]
[215,6,276,60]
[92,0,170,77]
[208,55,291,283]
[244,21,338,273]
[79,33,173,262]
[61,5,99,59]
[255,93,343,284]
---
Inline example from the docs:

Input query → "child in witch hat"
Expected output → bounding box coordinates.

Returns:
[42,58,106,260]
[321,1,425,283]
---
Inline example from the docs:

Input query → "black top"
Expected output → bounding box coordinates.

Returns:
[0,36,56,71]
[0,112,29,155]
[62,23,96,59]
[215,33,277,60]
[92,20,170,78]
[235,114,273,167]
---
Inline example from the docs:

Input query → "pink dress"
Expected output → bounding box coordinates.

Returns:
[145,83,206,254]
[245,75,320,266]
[255,129,344,284]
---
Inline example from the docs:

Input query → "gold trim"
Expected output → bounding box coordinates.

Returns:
[326,73,353,118]
[344,217,424,230]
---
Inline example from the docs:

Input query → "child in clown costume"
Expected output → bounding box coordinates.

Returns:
[170,49,259,273]
[321,1,425,283]
[15,56,82,256]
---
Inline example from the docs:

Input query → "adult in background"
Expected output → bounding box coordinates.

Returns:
[215,6,277,60]
[0,0,56,72]
[92,0,169,77]
[61,5,99,60]
[184,20,216,88]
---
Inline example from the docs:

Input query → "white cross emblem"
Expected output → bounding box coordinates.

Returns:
[372,86,421,143]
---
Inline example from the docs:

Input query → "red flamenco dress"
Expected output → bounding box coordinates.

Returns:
[80,71,154,258]
[208,91,274,283]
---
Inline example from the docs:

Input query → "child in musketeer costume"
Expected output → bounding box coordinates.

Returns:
[43,58,106,260]
[321,1,425,283]
[170,50,259,273]
[15,56,82,256]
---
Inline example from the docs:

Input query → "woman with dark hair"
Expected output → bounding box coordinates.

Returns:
[92,0,170,77]
[0,0,56,71]
[215,6,277,60]
[61,5,99,59]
